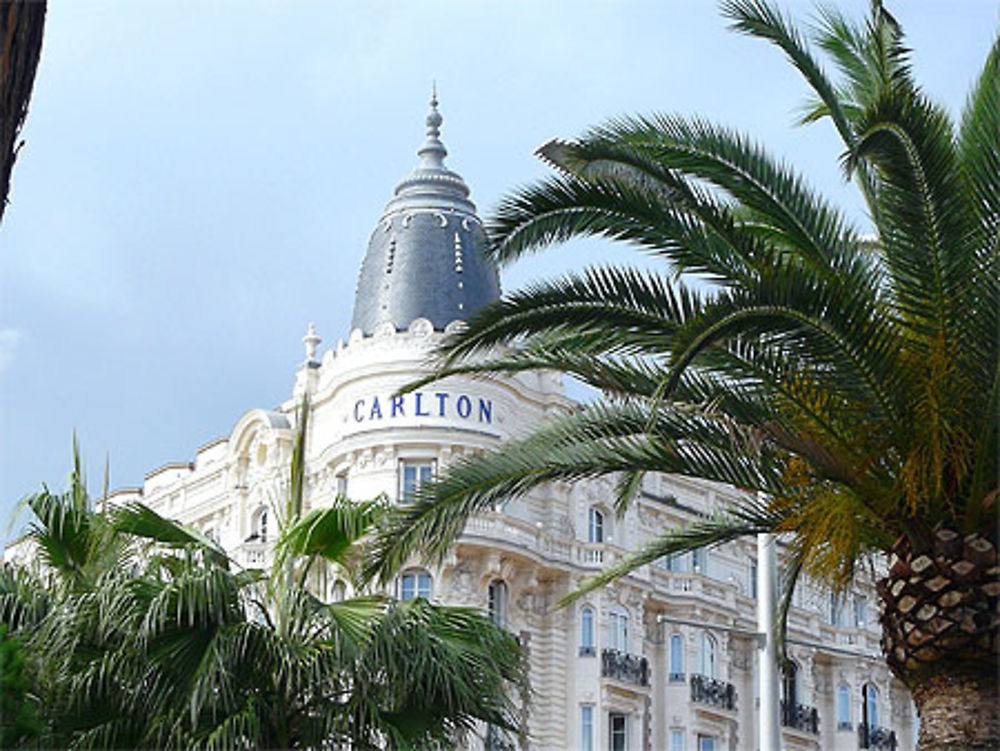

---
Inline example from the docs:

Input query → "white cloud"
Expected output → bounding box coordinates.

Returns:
[0,329,24,372]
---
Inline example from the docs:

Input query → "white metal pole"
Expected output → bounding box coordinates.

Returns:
[758,532,781,751]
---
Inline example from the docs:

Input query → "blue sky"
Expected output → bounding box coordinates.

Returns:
[1,1,996,540]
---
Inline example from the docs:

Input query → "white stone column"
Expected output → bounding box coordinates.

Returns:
[758,532,782,750]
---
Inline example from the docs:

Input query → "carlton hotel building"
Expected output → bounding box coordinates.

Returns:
[15,97,917,751]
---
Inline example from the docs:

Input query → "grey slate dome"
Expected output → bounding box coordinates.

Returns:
[350,91,501,336]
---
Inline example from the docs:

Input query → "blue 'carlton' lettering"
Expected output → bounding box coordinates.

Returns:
[415,392,429,416]
[353,391,493,426]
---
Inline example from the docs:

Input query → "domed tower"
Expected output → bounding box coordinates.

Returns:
[350,90,501,336]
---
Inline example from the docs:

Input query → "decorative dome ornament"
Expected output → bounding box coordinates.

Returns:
[302,323,321,364]
[418,84,447,170]
[349,87,500,336]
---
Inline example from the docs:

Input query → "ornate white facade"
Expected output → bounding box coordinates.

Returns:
[11,95,917,751]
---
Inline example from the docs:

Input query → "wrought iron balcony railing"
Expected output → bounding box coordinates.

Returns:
[600,648,649,687]
[690,673,736,711]
[781,700,820,734]
[859,723,897,750]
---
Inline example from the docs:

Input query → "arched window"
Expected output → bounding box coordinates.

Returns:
[252,507,269,542]
[669,633,685,681]
[699,632,717,678]
[837,683,852,729]
[588,507,604,543]
[609,608,629,652]
[580,605,596,656]
[398,570,432,601]
[782,661,799,706]
[862,683,879,729]
[488,579,508,628]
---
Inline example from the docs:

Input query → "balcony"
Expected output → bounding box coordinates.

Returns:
[859,723,897,750]
[238,541,270,568]
[601,648,649,687]
[691,674,736,711]
[781,701,820,735]
[578,543,605,566]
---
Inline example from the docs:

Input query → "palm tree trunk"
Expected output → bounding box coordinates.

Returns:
[0,0,46,224]
[877,526,1000,750]
[910,672,999,751]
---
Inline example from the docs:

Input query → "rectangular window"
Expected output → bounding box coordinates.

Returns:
[610,713,627,751]
[335,472,348,497]
[697,735,715,751]
[830,591,843,627]
[609,611,628,652]
[662,553,688,572]
[669,634,684,680]
[580,607,595,655]
[670,729,685,751]
[854,595,867,628]
[399,572,432,601]
[692,548,706,574]
[837,684,851,729]
[588,508,604,543]
[580,705,594,751]
[750,563,757,598]
[399,461,434,503]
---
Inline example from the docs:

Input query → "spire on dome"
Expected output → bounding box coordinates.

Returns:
[417,84,447,169]
[349,88,501,337]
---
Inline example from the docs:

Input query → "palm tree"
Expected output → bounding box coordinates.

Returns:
[366,2,999,748]
[1,0,47,224]
[2,417,525,749]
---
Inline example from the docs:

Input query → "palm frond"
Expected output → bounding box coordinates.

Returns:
[274,498,385,577]
[365,400,786,584]
[561,495,784,605]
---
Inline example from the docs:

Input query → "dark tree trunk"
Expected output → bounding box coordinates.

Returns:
[911,672,999,751]
[1,0,46,225]
[877,525,1000,750]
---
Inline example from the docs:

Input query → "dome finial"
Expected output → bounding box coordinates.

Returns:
[418,82,447,168]
[302,322,321,364]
